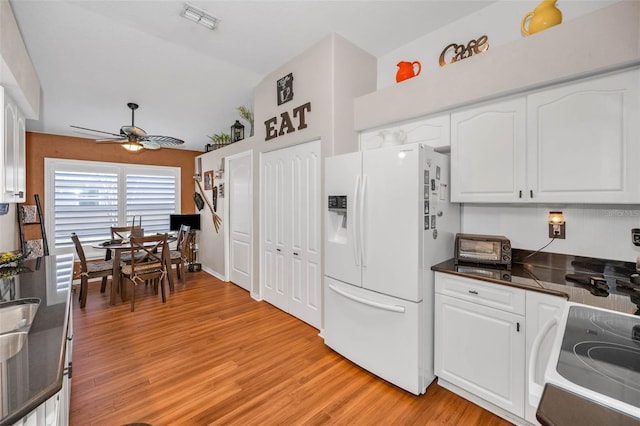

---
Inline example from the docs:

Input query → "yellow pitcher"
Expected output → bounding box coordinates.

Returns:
[521,0,563,36]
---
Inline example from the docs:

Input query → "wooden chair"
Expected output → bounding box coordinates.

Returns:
[71,233,121,308]
[120,233,169,312]
[169,224,190,284]
[110,226,145,263]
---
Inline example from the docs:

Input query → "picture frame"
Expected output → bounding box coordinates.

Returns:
[204,170,214,190]
[277,72,294,105]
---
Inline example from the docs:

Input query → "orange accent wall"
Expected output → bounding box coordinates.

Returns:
[25,132,200,240]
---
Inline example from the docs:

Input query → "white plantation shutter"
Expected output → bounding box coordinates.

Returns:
[45,159,180,254]
[126,173,177,234]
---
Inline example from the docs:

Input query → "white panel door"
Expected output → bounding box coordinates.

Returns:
[362,144,422,302]
[288,140,321,328]
[228,151,252,291]
[261,140,321,328]
[261,151,288,312]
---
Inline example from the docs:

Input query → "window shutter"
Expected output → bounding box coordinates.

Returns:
[53,170,118,247]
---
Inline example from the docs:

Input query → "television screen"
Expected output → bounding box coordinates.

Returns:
[169,214,201,231]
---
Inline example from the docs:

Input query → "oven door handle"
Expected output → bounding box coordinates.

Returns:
[528,317,558,406]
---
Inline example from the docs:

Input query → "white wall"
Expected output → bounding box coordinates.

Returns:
[196,34,377,297]
[377,0,617,90]
[462,204,640,263]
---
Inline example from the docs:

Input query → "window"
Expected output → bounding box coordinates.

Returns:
[45,159,180,255]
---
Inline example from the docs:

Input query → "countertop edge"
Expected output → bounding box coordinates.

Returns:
[431,263,571,300]
[1,285,71,426]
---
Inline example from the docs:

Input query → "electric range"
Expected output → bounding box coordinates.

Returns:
[543,303,640,420]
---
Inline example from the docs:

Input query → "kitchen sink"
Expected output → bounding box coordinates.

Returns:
[0,331,28,362]
[0,298,40,334]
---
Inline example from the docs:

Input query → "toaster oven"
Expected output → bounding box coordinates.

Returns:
[454,233,512,268]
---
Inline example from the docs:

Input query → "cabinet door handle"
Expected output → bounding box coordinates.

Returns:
[529,190,533,198]
[468,290,478,295]
[293,252,299,256]
[517,322,521,332]
[519,190,522,198]
[276,248,281,252]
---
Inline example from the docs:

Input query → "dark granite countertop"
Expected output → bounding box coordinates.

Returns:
[432,249,640,316]
[0,254,74,426]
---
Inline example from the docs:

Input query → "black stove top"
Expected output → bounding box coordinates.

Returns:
[556,305,640,410]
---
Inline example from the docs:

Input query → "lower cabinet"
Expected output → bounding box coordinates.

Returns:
[15,306,73,426]
[524,291,565,425]
[434,272,565,424]
[435,273,526,418]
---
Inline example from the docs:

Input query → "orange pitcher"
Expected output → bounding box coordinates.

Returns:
[396,61,421,83]
[521,0,562,36]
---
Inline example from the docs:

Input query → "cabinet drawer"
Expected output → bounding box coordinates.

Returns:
[435,272,525,315]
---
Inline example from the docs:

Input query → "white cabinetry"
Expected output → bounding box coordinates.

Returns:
[451,68,640,203]
[360,113,450,151]
[1,86,26,203]
[13,307,73,426]
[451,97,526,202]
[526,69,640,203]
[524,291,565,425]
[261,140,321,329]
[435,273,526,418]
[434,272,566,424]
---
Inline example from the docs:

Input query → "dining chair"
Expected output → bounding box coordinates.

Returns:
[120,233,169,312]
[169,224,190,284]
[71,233,121,308]
[110,225,145,263]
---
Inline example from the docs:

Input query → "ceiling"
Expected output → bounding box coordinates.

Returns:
[10,0,495,152]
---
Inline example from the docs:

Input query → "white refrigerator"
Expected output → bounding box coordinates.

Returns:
[324,143,459,395]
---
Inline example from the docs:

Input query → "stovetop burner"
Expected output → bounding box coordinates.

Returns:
[556,306,640,410]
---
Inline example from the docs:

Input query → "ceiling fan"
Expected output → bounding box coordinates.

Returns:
[70,102,184,151]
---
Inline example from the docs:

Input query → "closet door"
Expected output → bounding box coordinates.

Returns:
[261,150,288,312]
[260,140,321,329]
[288,140,321,328]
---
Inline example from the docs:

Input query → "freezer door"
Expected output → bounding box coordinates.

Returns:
[325,152,362,287]
[362,144,422,301]
[324,277,428,395]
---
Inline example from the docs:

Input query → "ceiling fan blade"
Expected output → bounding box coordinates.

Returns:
[121,125,146,137]
[140,140,161,150]
[96,138,127,143]
[140,135,185,146]
[70,125,122,138]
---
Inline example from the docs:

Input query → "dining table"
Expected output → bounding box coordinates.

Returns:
[91,235,177,305]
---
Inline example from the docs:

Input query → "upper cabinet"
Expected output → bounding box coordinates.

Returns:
[359,113,450,152]
[526,69,639,203]
[0,0,41,119]
[451,67,640,203]
[1,86,26,203]
[451,97,526,202]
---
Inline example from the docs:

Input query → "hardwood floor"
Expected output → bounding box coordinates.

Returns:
[70,271,512,425]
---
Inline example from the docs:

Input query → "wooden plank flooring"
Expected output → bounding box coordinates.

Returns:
[70,271,512,425]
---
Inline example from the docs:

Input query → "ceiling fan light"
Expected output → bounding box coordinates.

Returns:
[122,141,144,152]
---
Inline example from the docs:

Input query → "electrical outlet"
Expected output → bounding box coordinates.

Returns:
[549,223,566,239]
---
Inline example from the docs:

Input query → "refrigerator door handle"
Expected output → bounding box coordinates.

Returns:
[359,175,367,266]
[353,175,361,266]
[329,284,406,313]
